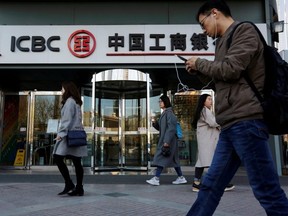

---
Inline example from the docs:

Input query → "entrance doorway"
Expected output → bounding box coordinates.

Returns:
[0,91,62,168]
[94,96,148,170]
[90,69,161,171]
[0,71,161,171]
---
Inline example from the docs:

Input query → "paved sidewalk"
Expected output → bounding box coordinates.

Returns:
[0,167,287,216]
[0,182,274,216]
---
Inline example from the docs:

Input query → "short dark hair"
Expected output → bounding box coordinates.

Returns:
[196,0,232,22]
[160,95,172,108]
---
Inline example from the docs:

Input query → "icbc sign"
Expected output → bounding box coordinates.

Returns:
[67,30,96,58]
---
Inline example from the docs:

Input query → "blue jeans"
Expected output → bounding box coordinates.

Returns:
[187,119,288,216]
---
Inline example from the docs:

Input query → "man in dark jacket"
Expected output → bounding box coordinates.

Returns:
[185,1,288,215]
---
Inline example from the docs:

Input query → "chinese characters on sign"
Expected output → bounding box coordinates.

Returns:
[4,24,224,63]
[108,32,209,52]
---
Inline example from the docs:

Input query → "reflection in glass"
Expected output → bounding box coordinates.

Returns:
[33,95,61,165]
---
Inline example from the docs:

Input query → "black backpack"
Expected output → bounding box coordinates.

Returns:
[228,21,288,135]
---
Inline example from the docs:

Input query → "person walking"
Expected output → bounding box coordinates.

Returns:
[185,0,288,215]
[191,93,234,192]
[53,81,88,196]
[146,95,187,186]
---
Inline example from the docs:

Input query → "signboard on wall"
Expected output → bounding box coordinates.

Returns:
[46,119,59,133]
[0,24,267,64]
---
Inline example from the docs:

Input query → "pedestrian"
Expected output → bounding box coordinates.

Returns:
[53,81,88,196]
[185,0,288,215]
[191,93,234,192]
[146,95,187,186]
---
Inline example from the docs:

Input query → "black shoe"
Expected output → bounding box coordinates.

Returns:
[68,185,84,196]
[58,181,75,195]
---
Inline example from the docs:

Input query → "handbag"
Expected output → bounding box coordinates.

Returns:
[161,146,171,157]
[66,130,87,147]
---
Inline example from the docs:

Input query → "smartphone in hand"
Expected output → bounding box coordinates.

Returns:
[176,55,187,62]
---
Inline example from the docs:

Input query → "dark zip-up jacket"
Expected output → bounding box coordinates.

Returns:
[195,21,265,129]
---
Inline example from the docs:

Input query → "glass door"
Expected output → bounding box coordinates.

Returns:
[95,97,120,168]
[94,95,148,171]
[29,91,62,166]
[173,89,215,166]
[123,97,148,168]
[0,92,29,167]
[0,91,62,168]
[92,69,152,171]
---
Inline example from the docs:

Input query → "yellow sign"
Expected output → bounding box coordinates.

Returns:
[14,149,25,166]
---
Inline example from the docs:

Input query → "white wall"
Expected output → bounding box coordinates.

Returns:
[280,50,288,61]
[276,0,288,51]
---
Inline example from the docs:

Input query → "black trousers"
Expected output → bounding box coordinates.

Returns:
[53,154,83,186]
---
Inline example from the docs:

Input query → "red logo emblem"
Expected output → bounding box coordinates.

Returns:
[68,30,96,58]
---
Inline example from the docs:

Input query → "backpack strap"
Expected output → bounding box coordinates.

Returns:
[227,21,268,48]
[227,21,265,103]
[243,73,264,103]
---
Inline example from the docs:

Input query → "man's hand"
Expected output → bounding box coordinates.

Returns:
[185,57,199,74]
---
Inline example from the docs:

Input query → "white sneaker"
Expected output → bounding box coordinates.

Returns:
[224,184,235,192]
[172,176,187,185]
[146,176,160,186]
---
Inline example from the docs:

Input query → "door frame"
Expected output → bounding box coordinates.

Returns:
[2,91,62,169]
[27,91,62,168]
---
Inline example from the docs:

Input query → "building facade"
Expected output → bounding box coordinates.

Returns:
[0,0,286,174]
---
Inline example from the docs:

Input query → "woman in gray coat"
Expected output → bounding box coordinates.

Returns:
[146,95,187,186]
[53,81,88,196]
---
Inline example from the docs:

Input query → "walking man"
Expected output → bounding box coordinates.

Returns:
[185,1,288,215]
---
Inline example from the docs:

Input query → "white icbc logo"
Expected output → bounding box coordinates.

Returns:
[67,30,96,58]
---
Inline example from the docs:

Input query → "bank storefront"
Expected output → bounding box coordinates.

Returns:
[0,19,286,174]
[0,24,219,170]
